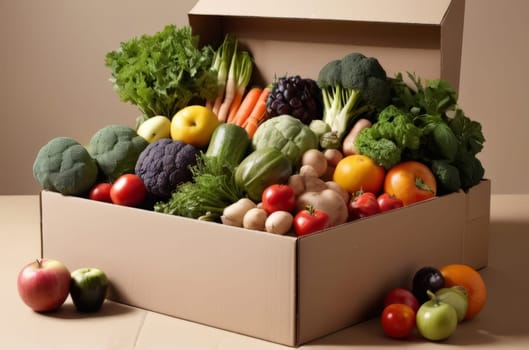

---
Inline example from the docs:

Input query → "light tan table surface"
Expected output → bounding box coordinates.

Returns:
[1,195,528,349]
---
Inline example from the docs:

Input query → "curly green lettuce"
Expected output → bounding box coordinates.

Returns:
[105,25,217,125]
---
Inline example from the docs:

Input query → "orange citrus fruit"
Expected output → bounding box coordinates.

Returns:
[333,154,385,194]
[439,264,487,320]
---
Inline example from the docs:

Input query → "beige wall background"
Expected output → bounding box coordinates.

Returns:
[1,0,527,195]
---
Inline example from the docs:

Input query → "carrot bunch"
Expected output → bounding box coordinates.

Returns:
[207,35,254,123]
[227,86,271,137]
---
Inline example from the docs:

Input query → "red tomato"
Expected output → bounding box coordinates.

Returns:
[377,193,404,213]
[348,191,380,219]
[381,304,416,339]
[293,206,330,236]
[384,288,420,313]
[89,183,112,203]
[110,174,146,207]
[261,184,296,214]
[384,161,437,206]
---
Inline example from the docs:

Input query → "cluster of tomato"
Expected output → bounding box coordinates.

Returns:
[89,174,147,207]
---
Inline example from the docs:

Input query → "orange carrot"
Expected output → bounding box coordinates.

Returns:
[243,87,271,137]
[227,92,244,123]
[230,87,262,125]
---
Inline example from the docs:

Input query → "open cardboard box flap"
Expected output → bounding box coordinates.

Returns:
[189,0,465,91]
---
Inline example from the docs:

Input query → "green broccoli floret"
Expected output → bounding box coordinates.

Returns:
[33,137,98,195]
[355,105,422,169]
[87,125,148,181]
[317,52,391,148]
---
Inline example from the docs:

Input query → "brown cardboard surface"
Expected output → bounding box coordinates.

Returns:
[40,183,489,346]
[41,191,298,345]
[296,193,466,344]
[189,0,465,90]
[463,180,492,269]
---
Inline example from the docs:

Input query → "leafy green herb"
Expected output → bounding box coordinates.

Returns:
[154,153,244,220]
[105,25,218,125]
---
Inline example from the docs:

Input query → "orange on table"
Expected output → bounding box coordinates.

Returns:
[439,263,487,320]
[333,154,385,194]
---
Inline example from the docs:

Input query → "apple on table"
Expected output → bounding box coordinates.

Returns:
[70,267,109,313]
[17,258,71,312]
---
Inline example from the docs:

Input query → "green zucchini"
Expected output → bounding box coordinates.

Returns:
[206,123,251,167]
[235,147,292,202]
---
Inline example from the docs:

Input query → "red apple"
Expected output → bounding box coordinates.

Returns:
[17,258,71,312]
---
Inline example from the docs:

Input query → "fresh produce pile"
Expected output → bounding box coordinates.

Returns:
[33,24,486,234]
[381,263,487,341]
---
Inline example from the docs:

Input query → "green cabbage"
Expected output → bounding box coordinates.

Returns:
[252,115,318,169]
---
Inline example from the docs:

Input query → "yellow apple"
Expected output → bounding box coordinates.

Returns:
[171,105,220,148]
[137,115,171,143]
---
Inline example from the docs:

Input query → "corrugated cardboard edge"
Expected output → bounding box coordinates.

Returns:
[440,0,466,91]
[462,179,491,269]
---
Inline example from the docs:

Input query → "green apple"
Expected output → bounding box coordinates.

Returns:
[70,267,109,313]
[137,115,171,143]
[435,286,468,322]
[416,290,458,341]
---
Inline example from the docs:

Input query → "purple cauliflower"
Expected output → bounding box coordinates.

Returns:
[135,138,199,199]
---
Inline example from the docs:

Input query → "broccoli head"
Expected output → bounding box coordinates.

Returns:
[316,52,391,148]
[355,105,422,169]
[33,137,98,195]
[135,138,200,199]
[87,125,148,182]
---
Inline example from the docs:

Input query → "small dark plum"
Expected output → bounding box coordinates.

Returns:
[412,266,445,304]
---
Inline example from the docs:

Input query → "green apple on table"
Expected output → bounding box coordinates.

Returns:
[70,267,109,313]
[435,286,468,323]
[416,290,458,341]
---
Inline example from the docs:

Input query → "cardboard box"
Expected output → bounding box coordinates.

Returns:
[40,0,489,347]
[40,182,490,347]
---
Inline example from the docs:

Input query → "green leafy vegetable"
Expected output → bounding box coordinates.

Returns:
[355,105,422,169]
[154,153,244,220]
[389,72,486,192]
[105,25,217,125]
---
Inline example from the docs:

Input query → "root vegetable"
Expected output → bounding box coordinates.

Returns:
[301,149,328,177]
[323,148,343,167]
[299,165,319,178]
[265,211,293,235]
[221,198,257,227]
[303,175,328,193]
[288,174,306,196]
[342,118,372,156]
[325,181,350,203]
[296,189,349,227]
[243,207,268,231]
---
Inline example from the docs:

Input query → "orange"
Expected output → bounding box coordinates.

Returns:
[333,154,385,194]
[439,264,487,320]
